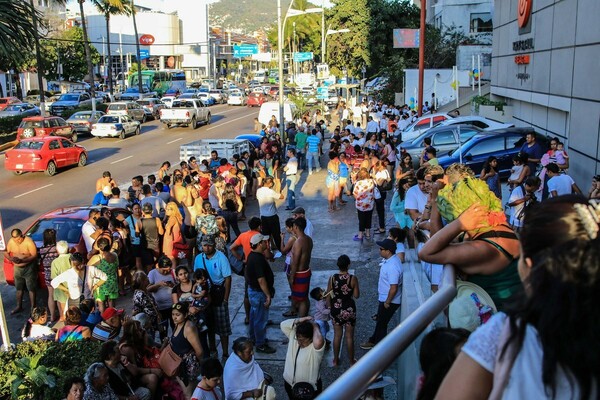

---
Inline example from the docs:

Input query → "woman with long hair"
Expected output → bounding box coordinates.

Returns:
[131,270,161,339]
[89,237,119,312]
[163,201,183,266]
[352,168,376,241]
[40,228,59,321]
[326,152,341,212]
[55,306,91,342]
[170,301,203,397]
[436,196,600,399]
[220,183,243,240]
[480,156,502,200]
[396,153,415,181]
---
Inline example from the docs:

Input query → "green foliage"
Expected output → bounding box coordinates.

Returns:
[0,340,101,400]
[0,116,24,135]
[128,62,148,76]
[60,102,109,120]
[471,95,506,112]
[0,0,39,70]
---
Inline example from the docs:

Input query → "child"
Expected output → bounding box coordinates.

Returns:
[191,358,223,400]
[555,141,568,165]
[21,307,54,342]
[310,287,331,347]
[388,227,407,263]
[191,269,210,310]
[507,176,541,232]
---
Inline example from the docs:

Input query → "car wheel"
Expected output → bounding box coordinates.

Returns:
[191,117,197,129]
[166,124,172,129]
[22,127,35,138]
[78,153,87,167]
[71,133,78,143]
[206,113,211,125]
[119,130,126,139]
[45,161,57,176]
[135,126,140,135]
[13,170,23,176]
[141,114,147,124]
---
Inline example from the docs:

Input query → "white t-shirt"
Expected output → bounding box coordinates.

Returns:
[508,186,526,228]
[191,385,223,400]
[378,256,403,304]
[81,220,97,252]
[256,187,280,217]
[107,198,129,209]
[304,217,314,238]
[404,185,428,214]
[51,266,107,300]
[547,174,574,196]
[462,312,595,399]
[281,319,325,388]
[22,324,54,341]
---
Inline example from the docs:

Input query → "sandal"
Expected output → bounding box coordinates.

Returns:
[374,229,386,235]
[353,234,363,242]
[372,313,378,321]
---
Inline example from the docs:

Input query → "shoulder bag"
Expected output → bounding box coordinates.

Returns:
[158,342,182,378]
[202,255,225,306]
[171,232,191,261]
[372,180,382,200]
[291,347,316,400]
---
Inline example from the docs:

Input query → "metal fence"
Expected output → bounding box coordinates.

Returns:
[317,264,457,400]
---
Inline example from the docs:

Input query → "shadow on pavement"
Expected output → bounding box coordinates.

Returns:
[86,147,121,164]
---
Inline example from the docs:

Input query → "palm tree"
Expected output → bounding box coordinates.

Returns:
[0,0,37,70]
[77,0,97,111]
[91,0,132,96]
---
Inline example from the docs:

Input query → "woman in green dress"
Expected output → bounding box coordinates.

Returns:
[89,237,120,312]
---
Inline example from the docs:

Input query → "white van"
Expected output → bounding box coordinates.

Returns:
[258,101,297,126]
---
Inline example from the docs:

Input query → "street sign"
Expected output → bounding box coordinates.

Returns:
[139,49,150,60]
[317,63,329,80]
[393,29,420,48]
[139,34,155,45]
[233,44,259,58]
[316,86,329,100]
[294,52,313,62]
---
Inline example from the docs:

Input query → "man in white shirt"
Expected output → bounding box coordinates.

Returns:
[366,116,379,134]
[344,120,355,135]
[361,239,403,349]
[355,132,366,147]
[404,167,429,224]
[284,149,299,210]
[291,207,314,238]
[82,209,100,253]
[546,163,582,197]
[379,114,389,131]
[256,177,284,251]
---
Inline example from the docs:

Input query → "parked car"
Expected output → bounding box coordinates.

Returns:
[137,98,165,119]
[437,127,544,177]
[324,89,339,106]
[160,97,174,108]
[23,95,49,106]
[177,93,197,100]
[49,92,93,116]
[401,124,483,168]
[197,92,216,106]
[4,136,87,176]
[2,206,131,288]
[401,113,454,142]
[91,114,141,139]
[209,89,227,104]
[0,103,40,118]
[159,98,211,129]
[435,116,515,131]
[247,92,267,107]
[0,97,22,111]
[119,86,157,101]
[106,101,146,122]
[163,87,181,98]
[45,95,61,112]
[17,116,76,142]
[235,134,262,148]
[66,111,105,135]
[227,92,247,106]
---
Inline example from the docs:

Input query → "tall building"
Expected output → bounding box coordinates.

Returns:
[427,0,494,43]
[490,0,600,184]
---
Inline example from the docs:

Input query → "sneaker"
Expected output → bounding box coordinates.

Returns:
[360,341,375,350]
[256,344,277,354]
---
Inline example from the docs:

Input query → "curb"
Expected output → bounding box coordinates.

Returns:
[0,139,17,153]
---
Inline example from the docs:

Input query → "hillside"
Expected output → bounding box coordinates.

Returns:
[209,0,295,34]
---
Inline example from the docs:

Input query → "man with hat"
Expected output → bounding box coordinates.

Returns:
[92,307,124,342]
[246,233,276,354]
[194,234,232,358]
[361,238,403,350]
[291,207,313,238]
[92,186,113,206]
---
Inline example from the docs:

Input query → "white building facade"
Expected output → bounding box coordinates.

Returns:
[428,0,494,43]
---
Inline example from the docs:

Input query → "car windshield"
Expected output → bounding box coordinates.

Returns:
[70,112,92,120]
[27,217,85,244]
[15,141,44,150]
[137,101,149,105]
[99,116,120,123]
[58,94,79,101]
[19,120,43,128]
[109,104,127,111]
[4,105,23,111]
[0,99,7,104]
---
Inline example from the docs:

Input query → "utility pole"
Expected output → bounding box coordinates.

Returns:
[418,0,426,117]
[277,0,285,139]
[131,0,144,100]
[29,0,46,116]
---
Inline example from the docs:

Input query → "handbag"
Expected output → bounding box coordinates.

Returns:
[202,255,225,306]
[172,234,191,261]
[158,343,182,378]
[291,347,316,400]
[372,181,382,200]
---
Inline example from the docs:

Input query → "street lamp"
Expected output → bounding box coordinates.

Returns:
[323,28,350,64]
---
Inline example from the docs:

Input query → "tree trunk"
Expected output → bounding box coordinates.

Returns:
[79,0,96,112]
[131,0,144,99]
[105,14,113,96]
[29,0,46,116]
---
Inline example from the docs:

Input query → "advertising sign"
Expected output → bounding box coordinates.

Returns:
[139,34,155,45]
[393,29,420,48]
[139,49,150,60]
[293,52,313,62]
[316,63,330,80]
[233,44,259,58]
[316,86,329,100]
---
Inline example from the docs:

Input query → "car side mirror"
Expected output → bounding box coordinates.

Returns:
[465,154,473,161]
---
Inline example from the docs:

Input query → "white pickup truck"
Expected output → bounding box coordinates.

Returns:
[159,98,211,129]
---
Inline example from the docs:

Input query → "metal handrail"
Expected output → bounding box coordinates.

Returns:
[317,264,457,400]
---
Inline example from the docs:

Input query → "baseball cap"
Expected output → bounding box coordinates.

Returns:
[250,233,269,245]
[101,307,124,320]
[291,207,305,215]
[376,239,397,253]
[201,235,216,246]
[142,203,153,213]
[102,186,112,196]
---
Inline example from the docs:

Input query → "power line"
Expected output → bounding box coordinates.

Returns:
[43,37,212,47]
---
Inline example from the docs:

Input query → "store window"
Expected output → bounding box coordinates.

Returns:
[470,13,492,33]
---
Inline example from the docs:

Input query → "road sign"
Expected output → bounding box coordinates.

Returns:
[139,49,150,60]
[393,29,420,48]
[316,86,329,100]
[233,44,259,58]
[294,52,313,62]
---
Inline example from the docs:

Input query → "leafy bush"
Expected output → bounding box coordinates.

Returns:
[0,340,101,400]
[471,95,507,113]
[0,116,23,136]
[59,103,108,120]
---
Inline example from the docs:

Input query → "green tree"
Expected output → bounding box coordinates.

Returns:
[128,61,147,75]
[91,0,132,95]
[77,0,97,108]
[0,0,38,69]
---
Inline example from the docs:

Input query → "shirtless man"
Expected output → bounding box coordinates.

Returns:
[288,217,313,317]
[95,171,117,193]
[4,229,38,314]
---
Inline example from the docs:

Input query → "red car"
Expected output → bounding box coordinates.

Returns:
[4,136,87,176]
[17,116,77,142]
[247,92,267,107]
[0,96,22,111]
[3,206,131,289]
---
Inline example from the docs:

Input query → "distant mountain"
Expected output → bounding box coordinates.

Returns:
[209,0,294,34]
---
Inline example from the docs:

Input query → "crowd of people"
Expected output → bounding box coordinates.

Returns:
[4,100,600,399]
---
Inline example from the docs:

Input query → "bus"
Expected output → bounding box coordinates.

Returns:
[128,69,186,97]
[268,68,279,84]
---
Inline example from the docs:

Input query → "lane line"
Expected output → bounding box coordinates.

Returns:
[167,137,183,144]
[14,184,53,199]
[206,112,258,131]
[110,155,133,164]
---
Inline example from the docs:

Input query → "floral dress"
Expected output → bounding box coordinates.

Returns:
[330,273,357,326]
[39,244,58,287]
[95,254,119,300]
[353,179,375,211]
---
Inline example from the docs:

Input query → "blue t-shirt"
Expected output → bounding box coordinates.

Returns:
[519,142,544,173]
[307,135,320,153]
[339,162,349,178]
[92,192,109,206]
[193,251,231,285]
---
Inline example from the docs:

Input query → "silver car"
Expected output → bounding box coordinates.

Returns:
[91,114,140,139]
[106,101,146,123]
[137,98,165,119]
[66,111,105,135]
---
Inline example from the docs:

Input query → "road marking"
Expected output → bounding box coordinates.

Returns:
[206,112,258,131]
[167,137,183,144]
[14,184,53,199]
[110,155,133,164]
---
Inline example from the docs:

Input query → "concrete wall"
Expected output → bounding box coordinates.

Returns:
[456,45,492,82]
[491,0,600,187]
[404,69,471,108]
[428,0,494,43]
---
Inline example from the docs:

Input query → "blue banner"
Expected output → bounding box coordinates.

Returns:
[293,52,313,62]
[233,44,259,58]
